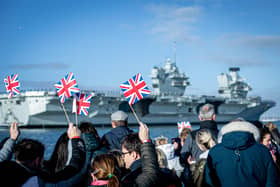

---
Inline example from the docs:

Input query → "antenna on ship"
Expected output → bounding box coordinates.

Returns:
[173,41,176,64]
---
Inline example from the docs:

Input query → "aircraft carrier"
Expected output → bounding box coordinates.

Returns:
[0,59,275,127]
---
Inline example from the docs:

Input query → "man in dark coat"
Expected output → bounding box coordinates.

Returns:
[121,123,181,187]
[180,103,219,186]
[102,110,133,150]
[205,121,280,187]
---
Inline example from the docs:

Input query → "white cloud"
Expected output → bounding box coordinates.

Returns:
[217,33,280,49]
[146,4,202,41]
[8,62,70,70]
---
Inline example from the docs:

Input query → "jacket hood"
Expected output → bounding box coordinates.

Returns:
[218,121,260,143]
[221,131,256,150]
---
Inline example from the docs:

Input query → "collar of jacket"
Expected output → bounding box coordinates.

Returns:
[200,120,218,131]
[130,159,141,171]
[218,121,260,143]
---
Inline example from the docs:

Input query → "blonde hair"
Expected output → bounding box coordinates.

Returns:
[179,128,192,143]
[196,129,215,150]
[156,148,168,168]
[154,136,168,146]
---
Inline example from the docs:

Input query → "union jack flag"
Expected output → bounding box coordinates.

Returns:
[177,121,192,134]
[120,73,151,105]
[4,73,20,98]
[76,93,93,116]
[54,72,80,103]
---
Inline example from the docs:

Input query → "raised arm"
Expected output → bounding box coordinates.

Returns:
[0,123,19,161]
[136,122,159,187]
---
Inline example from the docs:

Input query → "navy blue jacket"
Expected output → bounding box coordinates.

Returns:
[205,131,280,187]
[102,126,133,150]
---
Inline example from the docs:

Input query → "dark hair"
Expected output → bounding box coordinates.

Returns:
[79,122,100,139]
[250,120,263,129]
[14,139,45,162]
[121,133,141,156]
[92,154,120,187]
[108,149,125,168]
[45,132,69,173]
[259,127,271,143]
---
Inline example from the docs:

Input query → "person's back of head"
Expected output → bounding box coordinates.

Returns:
[92,154,120,187]
[154,136,168,146]
[111,111,128,127]
[46,132,69,173]
[199,104,215,121]
[156,148,168,168]
[196,129,216,151]
[79,121,101,141]
[179,128,192,144]
[15,138,45,169]
[250,120,263,129]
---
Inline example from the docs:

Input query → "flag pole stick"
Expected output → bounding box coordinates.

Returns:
[61,103,71,124]
[129,104,141,125]
[75,111,78,126]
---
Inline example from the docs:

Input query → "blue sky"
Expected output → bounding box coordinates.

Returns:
[1,0,280,117]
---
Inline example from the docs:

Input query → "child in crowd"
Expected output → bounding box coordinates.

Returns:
[90,154,120,187]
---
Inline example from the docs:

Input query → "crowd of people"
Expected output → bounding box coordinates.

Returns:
[0,104,280,187]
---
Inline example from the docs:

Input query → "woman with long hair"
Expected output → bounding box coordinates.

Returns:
[90,154,120,187]
[43,132,69,173]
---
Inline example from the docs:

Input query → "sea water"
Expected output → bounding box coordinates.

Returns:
[0,121,280,159]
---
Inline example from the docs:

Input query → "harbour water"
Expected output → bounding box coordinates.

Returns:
[0,121,280,159]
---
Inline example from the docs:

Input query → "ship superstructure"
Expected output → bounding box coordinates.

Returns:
[0,59,275,127]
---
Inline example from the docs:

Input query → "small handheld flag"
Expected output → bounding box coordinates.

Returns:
[120,73,151,105]
[4,73,20,98]
[76,93,93,116]
[72,93,80,113]
[177,121,192,135]
[54,72,80,104]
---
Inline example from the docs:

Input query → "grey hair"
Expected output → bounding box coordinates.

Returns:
[199,104,215,120]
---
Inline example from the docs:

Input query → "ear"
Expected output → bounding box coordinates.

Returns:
[198,115,202,121]
[111,121,115,128]
[131,151,139,160]
[34,157,42,168]
[212,114,216,121]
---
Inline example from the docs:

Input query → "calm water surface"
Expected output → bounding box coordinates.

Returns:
[1,122,279,159]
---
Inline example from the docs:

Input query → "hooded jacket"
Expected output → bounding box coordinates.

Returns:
[205,121,280,187]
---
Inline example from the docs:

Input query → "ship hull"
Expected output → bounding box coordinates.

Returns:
[0,92,275,128]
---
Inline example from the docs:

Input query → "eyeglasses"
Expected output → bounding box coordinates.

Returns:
[121,151,131,156]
